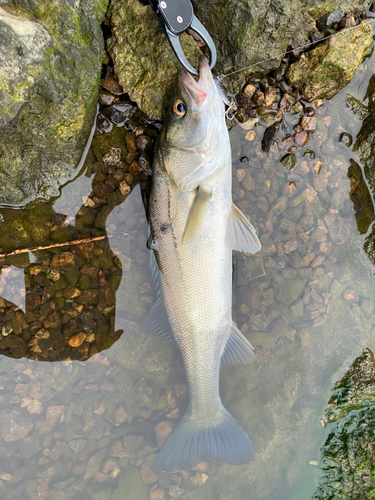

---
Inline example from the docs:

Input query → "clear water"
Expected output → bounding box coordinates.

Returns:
[0,42,375,500]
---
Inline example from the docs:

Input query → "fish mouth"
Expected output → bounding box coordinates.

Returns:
[179,56,211,108]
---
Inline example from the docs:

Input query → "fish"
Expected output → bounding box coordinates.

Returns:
[143,56,261,471]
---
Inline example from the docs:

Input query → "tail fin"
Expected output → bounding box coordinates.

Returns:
[154,406,254,471]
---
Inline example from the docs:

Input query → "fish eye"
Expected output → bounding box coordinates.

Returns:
[172,99,187,118]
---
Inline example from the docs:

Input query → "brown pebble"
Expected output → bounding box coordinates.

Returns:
[68,333,86,347]
[294,131,309,147]
[155,421,173,447]
[264,87,277,106]
[343,289,359,302]
[284,239,298,254]
[125,132,137,153]
[119,181,131,196]
[95,472,110,483]
[50,252,75,269]
[300,116,317,133]
[29,265,42,276]
[235,169,247,182]
[299,232,310,243]
[100,74,124,95]
[312,159,323,175]
[150,487,165,500]
[129,161,142,176]
[243,83,256,96]
[99,93,114,106]
[245,130,256,141]
[169,485,184,498]
[140,462,159,484]
[190,472,208,486]
[310,255,325,268]
[192,461,209,472]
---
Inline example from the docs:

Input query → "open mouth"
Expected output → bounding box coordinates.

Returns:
[179,56,210,108]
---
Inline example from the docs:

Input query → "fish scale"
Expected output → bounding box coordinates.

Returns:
[144,56,261,470]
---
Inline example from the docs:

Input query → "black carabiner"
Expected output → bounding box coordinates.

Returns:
[140,0,216,76]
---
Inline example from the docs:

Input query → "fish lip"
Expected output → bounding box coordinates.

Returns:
[179,56,210,109]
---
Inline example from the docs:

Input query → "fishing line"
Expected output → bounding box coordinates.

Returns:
[218,17,375,81]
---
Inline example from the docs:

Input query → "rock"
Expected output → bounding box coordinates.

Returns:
[343,288,359,302]
[140,462,158,484]
[112,466,147,500]
[68,333,86,347]
[0,0,108,205]
[287,21,373,101]
[50,252,75,269]
[316,10,343,30]
[280,153,296,170]
[190,472,209,486]
[169,485,184,498]
[315,349,375,499]
[155,421,173,448]
[294,131,309,147]
[0,408,33,441]
[323,215,351,244]
[150,487,165,500]
[300,116,317,133]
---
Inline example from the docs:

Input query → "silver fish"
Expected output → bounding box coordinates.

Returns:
[144,56,261,470]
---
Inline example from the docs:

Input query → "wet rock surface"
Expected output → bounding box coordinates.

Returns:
[0,0,109,205]
[314,349,375,499]
[287,21,373,101]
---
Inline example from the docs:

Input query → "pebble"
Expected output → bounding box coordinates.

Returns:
[243,83,256,96]
[245,130,256,141]
[154,421,173,447]
[140,462,159,484]
[343,288,359,302]
[190,472,209,486]
[149,487,165,500]
[68,332,86,347]
[312,159,323,174]
[169,485,184,498]
[284,239,298,254]
[314,99,324,108]
[300,116,317,133]
[294,130,309,147]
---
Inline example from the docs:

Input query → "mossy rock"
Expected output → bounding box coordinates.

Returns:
[314,349,375,499]
[287,21,373,101]
[0,0,109,206]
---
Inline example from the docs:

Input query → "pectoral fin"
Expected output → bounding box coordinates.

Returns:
[183,187,212,242]
[221,323,254,366]
[227,203,261,253]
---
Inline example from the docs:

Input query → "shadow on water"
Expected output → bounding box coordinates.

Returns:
[0,34,375,500]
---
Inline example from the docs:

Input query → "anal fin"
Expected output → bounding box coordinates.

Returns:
[221,323,254,366]
[140,298,175,344]
[227,203,261,254]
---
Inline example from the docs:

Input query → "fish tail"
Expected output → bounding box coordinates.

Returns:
[154,405,254,471]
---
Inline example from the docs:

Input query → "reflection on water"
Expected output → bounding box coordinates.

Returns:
[0,41,375,500]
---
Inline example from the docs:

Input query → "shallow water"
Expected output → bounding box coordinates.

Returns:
[0,39,375,500]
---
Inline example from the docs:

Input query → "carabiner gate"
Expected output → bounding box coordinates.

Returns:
[140,0,217,76]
